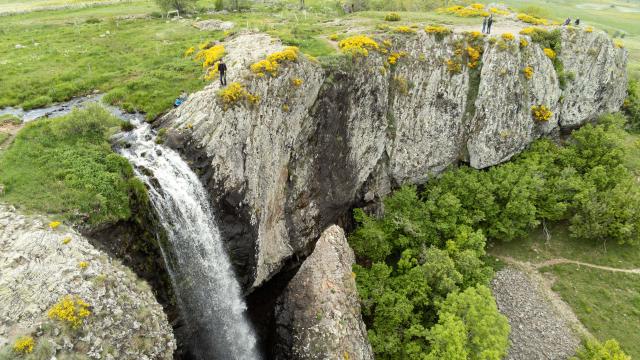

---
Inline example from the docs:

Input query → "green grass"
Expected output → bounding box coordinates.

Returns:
[0,105,144,225]
[0,114,21,125]
[0,132,8,144]
[541,264,640,358]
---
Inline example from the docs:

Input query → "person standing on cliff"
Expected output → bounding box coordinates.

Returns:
[563,17,571,26]
[218,59,227,86]
[482,16,488,34]
[486,15,494,35]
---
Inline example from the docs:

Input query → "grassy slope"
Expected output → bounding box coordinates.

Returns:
[0,105,141,225]
[541,264,640,358]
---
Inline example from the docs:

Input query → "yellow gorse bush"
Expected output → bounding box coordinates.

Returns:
[585,27,594,33]
[425,25,452,35]
[520,38,529,48]
[531,105,553,121]
[523,66,533,79]
[393,26,416,34]
[62,236,71,245]
[329,33,339,41]
[517,13,548,25]
[543,48,556,59]
[490,7,509,15]
[291,78,303,87]
[614,40,624,49]
[470,3,484,9]
[387,51,408,65]
[519,27,544,36]
[48,295,91,329]
[49,221,61,230]
[194,44,225,68]
[218,82,259,109]
[183,47,195,58]
[466,46,481,68]
[13,336,34,354]
[338,36,380,57]
[501,33,515,41]
[467,31,484,39]
[78,261,89,269]
[250,46,299,77]
[446,59,462,74]
[438,5,489,17]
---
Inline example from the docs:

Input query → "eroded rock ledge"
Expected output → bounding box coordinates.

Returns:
[160,29,627,290]
[0,204,175,359]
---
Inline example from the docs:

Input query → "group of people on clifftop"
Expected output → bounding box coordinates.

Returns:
[481,14,581,36]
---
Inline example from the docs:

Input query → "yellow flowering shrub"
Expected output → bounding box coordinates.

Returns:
[204,64,221,81]
[78,261,89,269]
[393,26,416,34]
[531,105,553,121]
[520,38,529,48]
[446,59,462,74]
[329,33,339,41]
[543,48,556,59]
[470,3,484,9]
[425,25,452,35]
[519,27,543,36]
[218,82,259,109]
[194,44,225,68]
[466,46,481,68]
[338,36,380,57]
[13,336,34,354]
[517,13,548,25]
[467,31,484,39]
[523,66,533,79]
[62,236,71,245]
[614,40,624,49]
[291,78,303,87]
[387,51,408,65]
[585,27,593,33]
[382,39,393,48]
[384,12,401,21]
[49,221,61,230]
[183,47,195,57]
[490,7,509,15]
[438,5,489,17]
[48,295,91,329]
[501,33,515,41]
[250,46,299,77]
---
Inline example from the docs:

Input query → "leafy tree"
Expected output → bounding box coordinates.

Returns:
[153,0,196,13]
[623,79,640,130]
[572,339,631,360]
[428,286,510,360]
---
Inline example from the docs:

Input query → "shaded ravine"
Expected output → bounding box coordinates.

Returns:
[114,120,261,360]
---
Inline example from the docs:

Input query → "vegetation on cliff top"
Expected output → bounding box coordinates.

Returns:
[0,105,145,226]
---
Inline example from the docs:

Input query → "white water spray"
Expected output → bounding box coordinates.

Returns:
[115,120,260,360]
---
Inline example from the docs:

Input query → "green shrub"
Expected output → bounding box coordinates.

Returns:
[0,114,21,126]
[624,79,640,130]
[572,338,631,360]
[85,17,102,24]
[0,105,141,226]
[153,0,197,13]
[384,12,401,21]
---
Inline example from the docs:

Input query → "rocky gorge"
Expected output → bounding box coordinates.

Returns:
[160,27,627,294]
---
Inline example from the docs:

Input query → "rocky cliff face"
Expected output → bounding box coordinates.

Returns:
[0,204,175,359]
[160,29,627,290]
[274,225,373,360]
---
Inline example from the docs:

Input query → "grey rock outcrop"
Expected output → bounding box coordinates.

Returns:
[0,204,175,359]
[274,225,373,360]
[160,29,627,289]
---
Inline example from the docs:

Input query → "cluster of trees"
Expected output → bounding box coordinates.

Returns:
[350,113,640,358]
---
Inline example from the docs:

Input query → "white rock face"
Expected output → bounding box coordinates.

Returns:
[0,204,175,359]
[274,226,373,360]
[161,29,627,289]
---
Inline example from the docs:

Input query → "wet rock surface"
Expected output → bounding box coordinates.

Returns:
[0,204,175,359]
[274,226,373,360]
[161,29,627,290]
[491,267,580,360]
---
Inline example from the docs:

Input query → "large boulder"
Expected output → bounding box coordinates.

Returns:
[0,204,175,359]
[274,225,373,360]
[160,29,627,290]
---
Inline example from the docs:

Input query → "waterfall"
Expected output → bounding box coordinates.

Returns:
[115,119,260,360]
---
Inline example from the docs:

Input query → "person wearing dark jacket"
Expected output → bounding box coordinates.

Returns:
[486,15,494,34]
[218,60,227,86]
[575,18,580,26]
[482,16,488,34]
[563,17,571,26]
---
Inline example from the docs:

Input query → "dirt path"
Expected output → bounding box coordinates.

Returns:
[0,123,22,151]
[535,258,640,274]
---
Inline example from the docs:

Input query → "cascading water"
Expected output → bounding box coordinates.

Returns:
[115,119,260,360]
